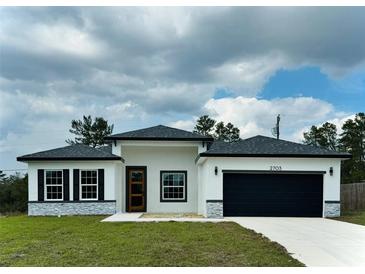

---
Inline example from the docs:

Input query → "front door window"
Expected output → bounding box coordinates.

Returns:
[128,168,146,212]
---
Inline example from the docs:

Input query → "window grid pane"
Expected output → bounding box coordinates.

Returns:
[161,172,185,201]
[45,170,63,200]
[81,185,97,199]
[80,170,98,200]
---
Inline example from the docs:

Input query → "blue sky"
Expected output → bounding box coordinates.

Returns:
[0,7,364,172]
[261,66,365,113]
[215,66,365,113]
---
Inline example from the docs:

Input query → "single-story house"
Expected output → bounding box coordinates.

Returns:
[17,125,351,218]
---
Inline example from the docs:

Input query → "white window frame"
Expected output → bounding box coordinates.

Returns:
[79,169,98,201]
[161,171,187,202]
[44,169,63,201]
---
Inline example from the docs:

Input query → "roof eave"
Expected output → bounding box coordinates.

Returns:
[198,153,352,159]
[17,156,124,162]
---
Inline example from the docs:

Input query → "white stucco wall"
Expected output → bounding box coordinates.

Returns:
[198,157,343,217]
[119,144,200,213]
[25,143,344,218]
[27,161,121,202]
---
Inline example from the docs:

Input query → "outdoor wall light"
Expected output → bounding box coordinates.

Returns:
[329,167,333,176]
[214,166,218,175]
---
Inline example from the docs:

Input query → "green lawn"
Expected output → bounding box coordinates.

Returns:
[331,210,365,226]
[0,215,303,267]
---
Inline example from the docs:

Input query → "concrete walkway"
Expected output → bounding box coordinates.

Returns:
[227,217,365,267]
[101,213,226,223]
[102,214,365,266]
[101,213,143,222]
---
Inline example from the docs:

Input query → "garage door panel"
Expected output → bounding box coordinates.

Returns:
[224,202,322,217]
[223,173,323,217]
[225,183,321,192]
[227,197,322,203]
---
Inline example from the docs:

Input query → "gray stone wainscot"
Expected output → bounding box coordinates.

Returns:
[206,200,223,218]
[28,200,116,216]
[324,201,341,217]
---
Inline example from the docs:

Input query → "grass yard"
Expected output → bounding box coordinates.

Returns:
[0,215,303,267]
[331,210,365,226]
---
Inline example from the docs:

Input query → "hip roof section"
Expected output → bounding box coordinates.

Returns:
[104,125,214,141]
[200,135,351,158]
[17,144,123,162]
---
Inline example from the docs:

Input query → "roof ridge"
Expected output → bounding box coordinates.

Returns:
[123,124,202,135]
[105,124,213,140]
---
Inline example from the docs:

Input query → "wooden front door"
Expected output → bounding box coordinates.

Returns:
[126,167,146,212]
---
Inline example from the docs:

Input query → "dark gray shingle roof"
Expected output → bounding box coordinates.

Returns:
[201,135,351,158]
[17,144,122,161]
[105,125,213,141]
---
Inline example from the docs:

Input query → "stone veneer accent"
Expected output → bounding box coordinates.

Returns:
[324,201,340,217]
[28,201,116,216]
[206,200,223,218]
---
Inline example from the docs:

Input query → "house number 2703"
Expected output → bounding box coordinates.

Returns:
[270,166,282,171]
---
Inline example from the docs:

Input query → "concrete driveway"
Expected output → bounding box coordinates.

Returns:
[227,217,365,266]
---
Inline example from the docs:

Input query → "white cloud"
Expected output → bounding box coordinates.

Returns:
[105,101,141,120]
[327,114,357,133]
[168,119,196,131]
[0,89,75,125]
[206,96,334,136]
[138,7,194,40]
[0,23,105,59]
[209,52,290,94]
[142,83,214,113]
[172,96,337,140]
[32,24,104,58]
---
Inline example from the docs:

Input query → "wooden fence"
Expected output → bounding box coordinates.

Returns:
[341,182,365,211]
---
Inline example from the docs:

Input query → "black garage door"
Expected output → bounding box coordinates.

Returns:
[223,173,323,217]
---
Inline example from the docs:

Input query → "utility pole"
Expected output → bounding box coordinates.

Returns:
[276,114,280,140]
[271,114,280,140]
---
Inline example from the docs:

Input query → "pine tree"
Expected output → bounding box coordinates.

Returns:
[303,123,337,151]
[193,115,240,142]
[193,115,216,137]
[339,113,365,183]
[66,115,114,148]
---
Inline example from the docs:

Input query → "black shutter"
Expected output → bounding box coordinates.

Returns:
[63,169,69,201]
[98,169,104,201]
[37,169,44,201]
[73,169,79,201]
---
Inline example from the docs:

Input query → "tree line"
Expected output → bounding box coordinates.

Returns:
[0,171,28,214]
[303,112,365,184]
